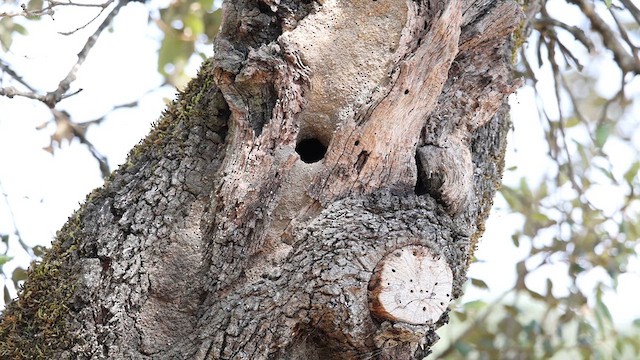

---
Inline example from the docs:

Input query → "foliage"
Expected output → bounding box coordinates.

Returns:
[431,0,640,357]
[155,0,222,87]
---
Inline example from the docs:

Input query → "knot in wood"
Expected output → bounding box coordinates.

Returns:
[368,245,452,325]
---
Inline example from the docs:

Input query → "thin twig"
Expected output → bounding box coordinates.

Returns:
[0,3,54,18]
[556,39,584,71]
[0,60,37,93]
[44,0,127,108]
[608,6,639,65]
[548,37,584,196]
[518,46,537,83]
[0,0,112,18]
[48,0,112,9]
[0,180,34,258]
[50,109,111,178]
[0,86,82,102]
[59,0,115,36]
[532,17,595,53]
[619,0,640,25]
[569,0,640,75]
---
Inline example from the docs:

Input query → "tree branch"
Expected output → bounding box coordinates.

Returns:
[569,0,640,75]
[0,60,37,92]
[0,0,112,19]
[619,0,640,25]
[43,0,126,108]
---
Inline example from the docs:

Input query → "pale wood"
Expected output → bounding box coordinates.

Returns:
[369,245,453,325]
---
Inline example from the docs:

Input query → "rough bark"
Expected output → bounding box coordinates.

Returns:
[0,0,522,359]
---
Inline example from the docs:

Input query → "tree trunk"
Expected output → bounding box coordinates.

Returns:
[0,0,523,358]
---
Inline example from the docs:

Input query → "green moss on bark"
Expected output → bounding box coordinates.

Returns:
[0,211,83,359]
[0,57,226,359]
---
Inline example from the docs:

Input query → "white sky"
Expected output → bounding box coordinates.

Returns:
[0,0,639,330]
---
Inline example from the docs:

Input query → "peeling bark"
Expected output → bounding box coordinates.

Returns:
[0,0,523,359]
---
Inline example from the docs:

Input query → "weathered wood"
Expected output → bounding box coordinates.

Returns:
[0,0,523,359]
[369,245,453,325]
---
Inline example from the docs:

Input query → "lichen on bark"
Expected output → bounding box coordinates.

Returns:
[0,0,524,358]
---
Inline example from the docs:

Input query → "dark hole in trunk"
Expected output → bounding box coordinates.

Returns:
[296,138,327,163]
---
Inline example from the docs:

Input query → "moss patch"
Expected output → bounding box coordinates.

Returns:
[0,57,227,358]
[0,212,83,359]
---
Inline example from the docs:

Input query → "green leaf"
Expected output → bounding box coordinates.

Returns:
[185,13,205,36]
[594,164,616,183]
[595,123,613,148]
[559,309,574,323]
[564,116,580,128]
[500,187,522,212]
[512,234,520,247]
[545,278,553,299]
[462,299,487,310]
[523,319,541,337]
[504,304,520,316]
[542,338,554,355]
[12,267,28,285]
[515,260,527,290]
[28,0,44,12]
[3,285,10,304]
[470,278,489,290]
[0,255,12,266]
[454,341,473,356]
[0,18,14,51]
[33,245,46,257]
[527,288,545,301]
[203,8,223,40]
[519,177,533,200]
[595,292,613,327]
[531,212,556,227]
[453,308,468,321]
[200,0,214,9]
[623,161,640,185]
[157,29,194,76]
[12,23,27,36]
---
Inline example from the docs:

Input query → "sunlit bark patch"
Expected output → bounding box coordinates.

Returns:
[369,245,453,325]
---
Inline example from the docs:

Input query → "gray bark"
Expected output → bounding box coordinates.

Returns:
[0,0,522,359]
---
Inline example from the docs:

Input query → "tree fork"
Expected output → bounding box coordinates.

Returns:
[0,0,523,359]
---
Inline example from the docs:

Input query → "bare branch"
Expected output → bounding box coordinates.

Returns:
[49,109,111,178]
[532,16,595,53]
[58,0,115,36]
[0,85,82,102]
[0,86,40,100]
[0,60,37,92]
[47,0,113,9]
[548,37,584,196]
[569,0,640,75]
[608,6,639,65]
[0,0,112,19]
[43,0,127,108]
[619,0,640,25]
[0,180,35,259]
[1,0,125,109]
[556,38,585,70]
[0,3,54,18]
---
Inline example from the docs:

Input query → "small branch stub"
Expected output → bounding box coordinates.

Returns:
[369,245,453,325]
